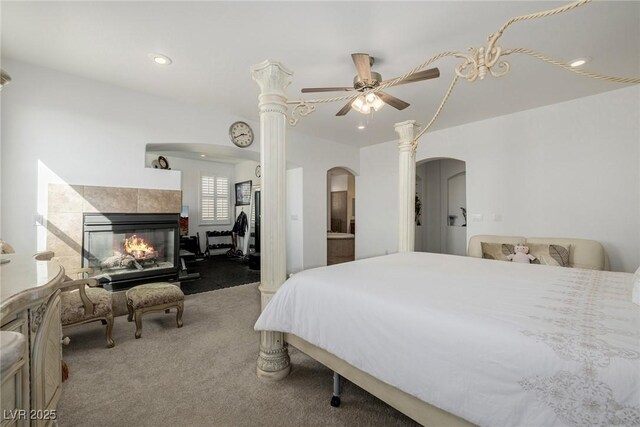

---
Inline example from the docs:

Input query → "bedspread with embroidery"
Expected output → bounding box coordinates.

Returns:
[520,270,639,426]
[255,252,640,427]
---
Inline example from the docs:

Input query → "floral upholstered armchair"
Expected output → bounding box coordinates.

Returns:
[58,273,114,348]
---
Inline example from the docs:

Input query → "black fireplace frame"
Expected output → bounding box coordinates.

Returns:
[82,213,180,287]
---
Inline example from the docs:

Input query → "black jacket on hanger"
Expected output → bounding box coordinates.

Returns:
[232,211,249,237]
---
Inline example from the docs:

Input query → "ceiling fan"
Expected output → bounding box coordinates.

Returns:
[301,53,440,116]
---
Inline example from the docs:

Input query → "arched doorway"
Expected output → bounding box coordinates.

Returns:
[327,167,356,264]
[415,158,467,255]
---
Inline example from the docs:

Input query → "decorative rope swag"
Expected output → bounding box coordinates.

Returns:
[286,0,640,142]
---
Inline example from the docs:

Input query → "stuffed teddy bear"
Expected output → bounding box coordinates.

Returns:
[507,244,536,264]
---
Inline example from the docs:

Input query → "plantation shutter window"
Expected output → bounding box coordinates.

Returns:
[201,175,230,224]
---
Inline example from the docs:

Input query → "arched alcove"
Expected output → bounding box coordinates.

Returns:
[326,167,356,265]
[415,158,466,255]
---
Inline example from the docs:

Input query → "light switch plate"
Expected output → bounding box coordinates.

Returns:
[33,213,44,226]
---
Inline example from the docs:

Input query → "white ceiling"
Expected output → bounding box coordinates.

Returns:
[2,1,639,148]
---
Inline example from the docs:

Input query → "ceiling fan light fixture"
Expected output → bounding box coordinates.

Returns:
[304,53,440,116]
[351,96,365,112]
[351,93,384,114]
[371,95,385,112]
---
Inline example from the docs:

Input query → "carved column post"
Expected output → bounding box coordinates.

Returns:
[251,60,292,380]
[394,120,421,253]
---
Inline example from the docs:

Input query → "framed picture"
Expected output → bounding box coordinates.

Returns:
[179,205,189,236]
[235,180,252,206]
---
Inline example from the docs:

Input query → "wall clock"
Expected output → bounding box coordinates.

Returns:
[229,121,254,148]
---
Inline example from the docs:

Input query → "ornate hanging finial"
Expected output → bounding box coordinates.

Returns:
[288,101,316,127]
[454,33,511,82]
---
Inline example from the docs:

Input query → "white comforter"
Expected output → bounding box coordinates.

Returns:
[255,252,640,427]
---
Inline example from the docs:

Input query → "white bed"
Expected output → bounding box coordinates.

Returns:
[255,252,640,426]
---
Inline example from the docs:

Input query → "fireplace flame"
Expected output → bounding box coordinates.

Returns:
[124,235,155,259]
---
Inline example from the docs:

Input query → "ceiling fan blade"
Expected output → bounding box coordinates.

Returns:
[336,100,353,116]
[351,53,372,82]
[301,87,354,93]
[382,68,440,86]
[377,91,410,110]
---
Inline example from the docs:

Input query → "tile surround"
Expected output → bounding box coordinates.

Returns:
[137,189,182,213]
[47,184,181,275]
[48,184,84,213]
[47,212,83,258]
[82,186,138,213]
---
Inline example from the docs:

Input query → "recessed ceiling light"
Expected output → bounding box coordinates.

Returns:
[357,125,365,130]
[569,56,591,68]
[200,154,206,158]
[148,53,172,65]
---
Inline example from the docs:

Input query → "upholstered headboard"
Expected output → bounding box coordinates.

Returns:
[468,234,610,271]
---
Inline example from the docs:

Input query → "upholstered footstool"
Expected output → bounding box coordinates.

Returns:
[125,283,184,339]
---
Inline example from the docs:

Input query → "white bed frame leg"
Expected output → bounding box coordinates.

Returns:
[331,371,342,407]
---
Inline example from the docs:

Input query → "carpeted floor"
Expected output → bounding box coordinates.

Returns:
[58,283,418,426]
[180,254,260,295]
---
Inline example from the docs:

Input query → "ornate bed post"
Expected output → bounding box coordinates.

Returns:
[394,120,421,253]
[251,60,292,380]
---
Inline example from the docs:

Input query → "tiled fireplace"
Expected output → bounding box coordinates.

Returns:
[82,213,179,286]
[47,184,182,280]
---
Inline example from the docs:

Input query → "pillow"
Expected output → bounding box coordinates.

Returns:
[481,242,516,262]
[527,243,571,267]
